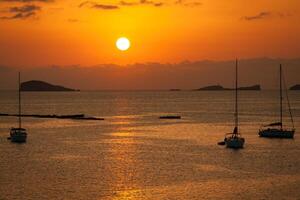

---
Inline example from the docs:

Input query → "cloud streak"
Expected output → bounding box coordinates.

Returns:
[9,4,40,12]
[243,11,271,21]
[0,4,40,20]
[93,4,119,10]
[0,11,35,19]
[119,0,139,6]
[0,0,53,2]
[79,0,203,10]
[242,11,292,21]
[79,0,165,10]
[139,0,164,7]
[119,0,164,7]
[79,1,119,10]
[175,0,202,7]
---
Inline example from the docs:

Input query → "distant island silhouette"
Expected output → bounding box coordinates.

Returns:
[290,84,300,90]
[21,80,79,92]
[197,84,261,91]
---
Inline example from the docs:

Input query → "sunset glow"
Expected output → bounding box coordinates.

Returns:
[0,0,299,67]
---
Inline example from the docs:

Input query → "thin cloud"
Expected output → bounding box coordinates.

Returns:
[119,0,139,6]
[0,0,53,2]
[242,11,292,21]
[79,0,202,9]
[93,4,119,10]
[0,4,40,20]
[68,18,79,23]
[243,11,271,21]
[78,1,89,8]
[80,0,164,9]
[140,0,164,7]
[175,0,202,7]
[277,12,293,18]
[153,2,163,6]
[79,1,119,10]
[0,11,36,19]
[9,4,40,12]
[119,0,163,7]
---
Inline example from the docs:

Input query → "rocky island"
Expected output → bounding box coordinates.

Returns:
[21,80,79,92]
[290,84,300,90]
[238,85,261,90]
[197,84,261,91]
[197,85,227,91]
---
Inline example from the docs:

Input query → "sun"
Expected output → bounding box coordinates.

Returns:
[116,37,130,51]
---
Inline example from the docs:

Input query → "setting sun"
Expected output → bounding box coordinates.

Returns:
[116,37,130,51]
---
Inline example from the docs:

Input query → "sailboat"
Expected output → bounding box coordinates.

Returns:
[9,72,27,143]
[258,64,295,138]
[221,59,245,148]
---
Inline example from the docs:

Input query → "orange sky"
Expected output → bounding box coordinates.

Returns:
[0,0,300,67]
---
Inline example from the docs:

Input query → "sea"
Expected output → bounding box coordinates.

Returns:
[0,90,300,200]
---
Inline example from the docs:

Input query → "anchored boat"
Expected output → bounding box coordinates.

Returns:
[219,59,245,149]
[9,72,27,143]
[258,64,295,138]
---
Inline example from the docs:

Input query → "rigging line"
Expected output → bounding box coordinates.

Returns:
[235,59,238,132]
[282,69,295,129]
[19,72,21,129]
[280,65,283,129]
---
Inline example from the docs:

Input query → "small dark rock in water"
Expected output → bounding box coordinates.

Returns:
[72,117,104,120]
[159,116,181,119]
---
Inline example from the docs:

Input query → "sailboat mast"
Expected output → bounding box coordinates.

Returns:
[235,59,238,132]
[18,72,21,129]
[280,64,283,129]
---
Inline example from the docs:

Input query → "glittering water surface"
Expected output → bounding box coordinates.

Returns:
[0,91,300,200]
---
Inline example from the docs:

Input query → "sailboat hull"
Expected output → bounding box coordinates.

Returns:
[259,129,294,138]
[259,65,296,139]
[9,72,28,144]
[10,135,27,143]
[220,61,246,149]
[10,128,27,143]
[225,136,245,149]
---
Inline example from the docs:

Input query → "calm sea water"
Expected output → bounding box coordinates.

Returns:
[0,91,300,200]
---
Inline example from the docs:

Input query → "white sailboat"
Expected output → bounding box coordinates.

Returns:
[9,72,27,143]
[258,64,295,138]
[220,59,245,149]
